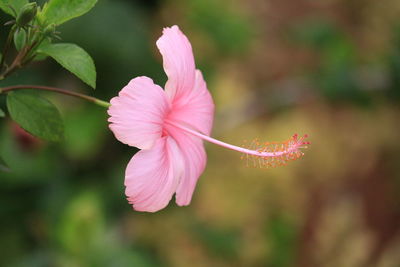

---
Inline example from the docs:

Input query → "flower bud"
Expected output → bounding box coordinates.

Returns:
[16,2,37,28]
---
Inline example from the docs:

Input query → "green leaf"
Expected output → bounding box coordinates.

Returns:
[0,156,10,172]
[0,0,28,17]
[7,91,64,142]
[13,28,26,51]
[0,107,5,117]
[39,0,98,25]
[38,43,96,88]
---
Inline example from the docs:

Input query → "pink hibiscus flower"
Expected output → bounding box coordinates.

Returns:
[108,25,309,212]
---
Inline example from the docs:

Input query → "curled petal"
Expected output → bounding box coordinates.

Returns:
[108,77,170,150]
[125,137,184,212]
[156,25,196,101]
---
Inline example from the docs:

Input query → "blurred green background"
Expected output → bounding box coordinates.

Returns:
[1,0,400,266]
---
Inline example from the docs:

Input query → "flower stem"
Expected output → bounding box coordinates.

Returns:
[0,85,111,108]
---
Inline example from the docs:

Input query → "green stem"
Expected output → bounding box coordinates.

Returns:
[22,36,45,65]
[0,29,46,79]
[0,47,28,79]
[0,85,111,108]
[0,25,16,71]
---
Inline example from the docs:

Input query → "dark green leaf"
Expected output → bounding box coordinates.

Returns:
[13,28,26,51]
[38,43,96,88]
[0,156,10,172]
[0,107,5,117]
[0,0,28,17]
[39,0,98,25]
[7,91,64,142]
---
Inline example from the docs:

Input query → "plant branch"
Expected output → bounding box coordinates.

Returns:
[0,46,28,79]
[1,30,45,80]
[22,36,46,65]
[0,26,16,71]
[0,85,111,108]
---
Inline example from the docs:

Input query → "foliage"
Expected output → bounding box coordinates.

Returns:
[0,0,28,17]
[6,90,63,141]
[38,43,96,88]
[38,0,97,25]
[0,0,98,167]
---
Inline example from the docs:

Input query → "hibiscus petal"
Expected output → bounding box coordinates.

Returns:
[156,25,196,101]
[167,129,207,206]
[167,69,214,135]
[125,137,184,212]
[108,77,170,150]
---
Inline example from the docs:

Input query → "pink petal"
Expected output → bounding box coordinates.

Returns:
[125,137,184,212]
[108,77,170,150]
[166,128,207,206]
[167,70,215,135]
[156,25,196,101]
